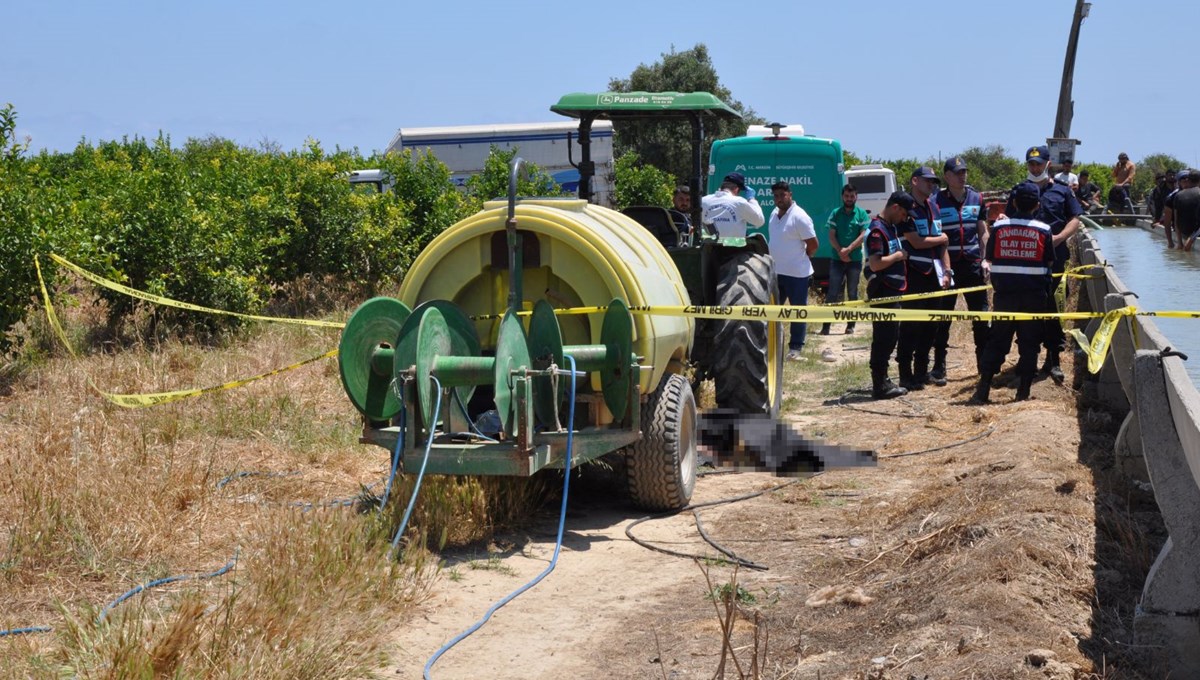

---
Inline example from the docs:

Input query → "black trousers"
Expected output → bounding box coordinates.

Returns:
[932,259,990,369]
[1043,259,1066,359]
[896,270,939,379]
[867,282,901,379]
[979,289,1049,378]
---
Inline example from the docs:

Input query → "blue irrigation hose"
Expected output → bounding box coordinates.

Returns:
[423,356,577,679]
[98,551,239,623]
[389,376,443,556]
[0,626,51,638]
[380,400,407,510]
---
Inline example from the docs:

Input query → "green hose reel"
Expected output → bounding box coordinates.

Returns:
[338,297,638,435]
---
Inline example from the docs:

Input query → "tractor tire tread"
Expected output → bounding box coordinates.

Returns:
[626,372,696,511]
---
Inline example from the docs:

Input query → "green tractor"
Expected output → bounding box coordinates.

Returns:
[551,91,784,418]
[337,92,783,512]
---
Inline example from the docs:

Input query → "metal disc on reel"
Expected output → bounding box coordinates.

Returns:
[600,298,634,422]
[415,307,454,428]
[338,297,412,421]
[392,300,482,428]
[494,310,532,436]
[528,300,565,428]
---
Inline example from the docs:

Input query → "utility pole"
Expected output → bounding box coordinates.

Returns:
[1049,0,1090,167]
[1054,0,1090,138]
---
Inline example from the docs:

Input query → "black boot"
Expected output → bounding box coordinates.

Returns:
[929,361,947,386]
[820,323,831,335]
[1040,354,1065,384]
[898,368,923,391]
[968,377,992,405]
[845,322,856,334]
[873,375,908,400]
[1015,375,1034,401]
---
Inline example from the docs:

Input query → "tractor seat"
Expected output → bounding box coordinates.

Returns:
[621,206,682,249]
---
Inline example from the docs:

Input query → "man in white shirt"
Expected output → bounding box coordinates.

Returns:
[700,172,764,239]
[768,181,818,360]
[1053,159,1079,192]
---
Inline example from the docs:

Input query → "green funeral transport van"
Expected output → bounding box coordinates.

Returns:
[707,131,845,286]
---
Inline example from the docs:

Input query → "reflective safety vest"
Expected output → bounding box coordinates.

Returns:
[865,217,907,292]
[900,195,942,275]
[936,187,984,263]
[985,216,1055,292]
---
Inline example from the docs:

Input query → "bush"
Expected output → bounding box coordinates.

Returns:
[0,108,476,344]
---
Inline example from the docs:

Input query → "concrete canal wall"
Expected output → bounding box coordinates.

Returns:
[1075,219,1200,673]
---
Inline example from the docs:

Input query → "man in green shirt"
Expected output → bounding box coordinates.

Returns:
[820,184,870,335]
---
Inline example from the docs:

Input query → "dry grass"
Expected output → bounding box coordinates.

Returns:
[0,285,549,676]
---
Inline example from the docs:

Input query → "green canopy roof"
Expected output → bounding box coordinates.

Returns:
[550,91,743,121]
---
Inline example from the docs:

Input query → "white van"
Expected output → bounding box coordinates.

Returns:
[844,164,896,217]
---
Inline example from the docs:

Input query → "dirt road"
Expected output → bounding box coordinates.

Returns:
[388,330,1163,679]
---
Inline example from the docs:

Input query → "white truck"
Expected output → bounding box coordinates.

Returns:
[384,121,615,205]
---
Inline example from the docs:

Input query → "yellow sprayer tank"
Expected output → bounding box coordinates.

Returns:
[397,198,693,401]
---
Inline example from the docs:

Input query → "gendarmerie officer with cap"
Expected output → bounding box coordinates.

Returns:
[701,172,764,239]
[896,166,951,391]
[970,181,1056,404]
[865,191,915,399]
[1006,145,1082,384]
[933,156,990,377]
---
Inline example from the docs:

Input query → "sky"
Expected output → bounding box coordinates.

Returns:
[5,0,1198,167]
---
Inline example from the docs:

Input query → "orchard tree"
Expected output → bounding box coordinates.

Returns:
[1131,152,1187,201]
[608,44,762,183]
[950,145,1025,192]
[1,103,29,162]
[611,152,674,210]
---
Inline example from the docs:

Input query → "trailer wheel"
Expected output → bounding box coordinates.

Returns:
[626,372,697,511]
[712,252,783,417]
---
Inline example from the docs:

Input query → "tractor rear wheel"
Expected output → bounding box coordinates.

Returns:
[711,252,783,416]
[625,372,697,511]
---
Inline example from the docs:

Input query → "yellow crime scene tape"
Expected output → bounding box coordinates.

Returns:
[36,255,340,408]
[35,252,1186,406]
[47,254,346,329]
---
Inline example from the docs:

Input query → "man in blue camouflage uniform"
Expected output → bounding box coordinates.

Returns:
[932,156,990,378]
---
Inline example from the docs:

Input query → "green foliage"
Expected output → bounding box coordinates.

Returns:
[952,145,1025,192]
[1131,153,1188,202]
[707,581,757,605]
[0,107,476,344]
[1,103,29,161]
[860,145,1024,196]
[611,152,674,210]
[463,146,563,203]
[608,44,763,183]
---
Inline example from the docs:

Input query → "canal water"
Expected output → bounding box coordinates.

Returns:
[1087,225,1200,385]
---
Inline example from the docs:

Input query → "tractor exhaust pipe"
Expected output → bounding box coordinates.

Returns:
[507,157,526,312]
